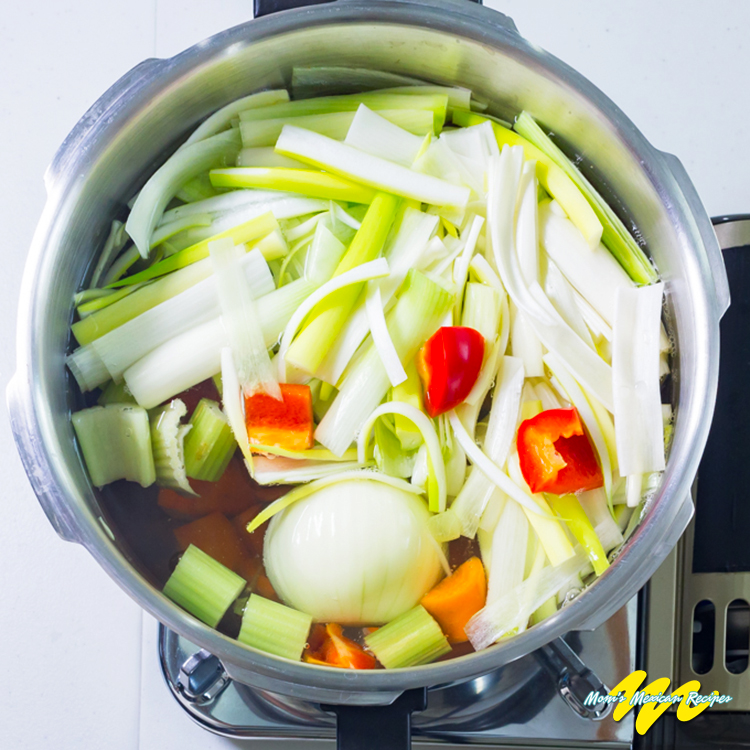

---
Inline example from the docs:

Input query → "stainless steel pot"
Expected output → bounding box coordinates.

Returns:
[7,0,729,735]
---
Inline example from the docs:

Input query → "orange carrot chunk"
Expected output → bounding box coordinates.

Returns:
[173,512,247,573]
[245,383,314,452]
[420,556,487,643]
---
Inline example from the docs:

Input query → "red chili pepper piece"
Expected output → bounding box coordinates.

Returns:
[417,326,485,418]
[516,407,603,495]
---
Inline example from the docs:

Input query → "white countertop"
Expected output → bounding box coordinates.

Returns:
[1,2,748,748]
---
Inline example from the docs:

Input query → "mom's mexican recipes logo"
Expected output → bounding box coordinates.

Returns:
[584,670,733,735]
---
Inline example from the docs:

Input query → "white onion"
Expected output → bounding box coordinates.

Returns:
[264,479,443,624]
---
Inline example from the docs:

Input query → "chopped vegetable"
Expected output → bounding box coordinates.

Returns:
[71,404,155,488]
[516,408,604,495]
[163,544,246,628]
[150,399,195,495]
[417,326,485,417]
[420,557,487,643]
[304,623,378,669]
[183,398,236,482]
[246,383,314,452]
[364,605,451,668]
[238,594,312,660]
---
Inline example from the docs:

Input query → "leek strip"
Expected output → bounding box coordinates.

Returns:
[285,193,400,377]
[123,279,317,408]
[543,352,613,505]
[249,444,358,462]
[101,245,141,286]
[539,201,634,327]
[344,105,427,167]
[510,304,545,377]
[291,67,424,98]
[506,451,576,566]
[252,457,367,485]
[452,109,603,249]
[315,270,453,456]
[253,228,289,262]
[547,494,608,576]
[484,499,529,606]
[97,379,136,406]
[126,129,241,257]
[159,189,295,225]
[358,402,446,512]
[452,357,524,537]
[543,262,594,348]
[163,545,246,629]
[220,347,254,469]
[448,410,550,518]
[365,284,408,387]
[453,215,484,321]
[90,220,128,288]
[71,404,155,487]
[150,399,196,495]
[276,126,470,208]
[239,92,448,131]
[110,212,278,288]
[246,469,423,534]
[150,213,212,249]
[427,509,462,543]
[391,359,427,451]
[626,473,643,509]
[578,488,623,552]
[303,223,347,285]
[183,89,290,146]
[210,239,279,399]
[515,112,657,284]
[237,147,308,169]
[66,345,110,392]
[515,161,539,287]
[466,548,588,650]
[210,168,376,204]
[316,208,439,385]
[241,108,434,148]
[90,248,273,381]
[277,258,390,381]
[612,283,665,475]
[376,85,472,114]
[76,283,144,317]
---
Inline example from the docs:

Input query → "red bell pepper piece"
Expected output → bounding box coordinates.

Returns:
[245,383,314,452]
[417,326,485,418]
[304,623,378,670]
[516,407,603,495]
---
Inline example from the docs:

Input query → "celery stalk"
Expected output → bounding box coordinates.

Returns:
[276,127,470,209]
[364,605,450,668]
[150,399,195,495]
[109,211,278,288]
[514,112,657,284]
[71,404,155,488]
[547,494,609,576]
[284,192,399,376]
[210,168,376,204]
[126,129,242,258]
[183,399,236,482]
[163,544,246,628]
[238,595,312,661]
[315,270,454,457]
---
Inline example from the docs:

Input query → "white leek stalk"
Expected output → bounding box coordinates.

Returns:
[482,498,529,606]
[276,126,470,209]
[210,238,280,399]
[126,129,241,257]
[251,456,365,485]
[220,347,253,467]
[612,283,666,476]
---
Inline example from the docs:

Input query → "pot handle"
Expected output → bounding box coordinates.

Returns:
[45,58,167,192]
[255,0,483,19]
[6,369,81,543]
[660,151,730,319]
[322,688,427,750]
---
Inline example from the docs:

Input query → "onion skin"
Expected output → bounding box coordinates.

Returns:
[264,479,443,624]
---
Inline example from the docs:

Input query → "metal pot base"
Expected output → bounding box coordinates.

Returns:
[156,598,636,745]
